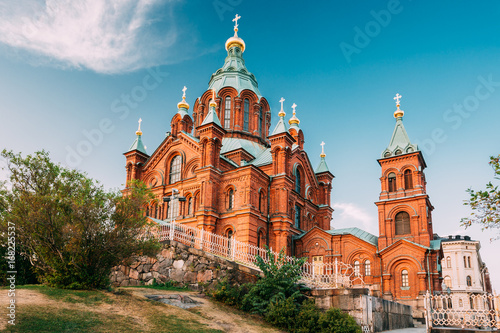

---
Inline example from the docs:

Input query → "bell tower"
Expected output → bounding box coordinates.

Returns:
[375,94,434,250]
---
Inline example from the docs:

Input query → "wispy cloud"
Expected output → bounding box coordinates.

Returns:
[332,202,377,234]
[0,0,182,73]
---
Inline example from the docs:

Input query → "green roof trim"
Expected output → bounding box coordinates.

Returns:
[430,239,442,251]
[315,156,330,173]
[201,106,222,127]
[327,227,379,247]
[128,134,148,155]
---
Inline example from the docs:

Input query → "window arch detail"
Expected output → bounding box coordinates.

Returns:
[224,96,231,129]
[401,269,409,287]
[404,169,413,189]
[243,98,249,131]
[388,172,396,192]
[169,155,182,184]
[395,211,411,235]
[364,260,371,276]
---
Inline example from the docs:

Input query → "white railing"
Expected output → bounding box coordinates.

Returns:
[152,221,364,289]
[424,291,500,331]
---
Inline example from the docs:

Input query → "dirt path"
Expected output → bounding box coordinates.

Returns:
[0,287,281,333]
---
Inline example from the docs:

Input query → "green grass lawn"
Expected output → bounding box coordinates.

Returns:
[2,285,223,333]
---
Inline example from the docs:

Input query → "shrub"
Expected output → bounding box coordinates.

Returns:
[241,247,308,315]
[264,296,298,330]
[293,298,322,333]
[209,278,248,307]
[318,307,362,333]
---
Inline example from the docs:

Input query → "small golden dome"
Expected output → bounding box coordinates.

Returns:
[289,103,300,125]
[177,96,189,110]
[225,30,245,52]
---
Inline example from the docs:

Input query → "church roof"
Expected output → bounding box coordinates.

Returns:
[381,95,418,158]
[221,138,267,158]
[315,156,330,173]
[128,134,148,155]
[208,19,261,98]
[271,115,288,135]
[327,227,378,247]
[201,105,222,127]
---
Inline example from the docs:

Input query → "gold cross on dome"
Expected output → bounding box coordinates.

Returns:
[394,93,402,107]
[233,14,241,30]
[182,86,187,98]
[291,103,297,115]
[279,97,285,110]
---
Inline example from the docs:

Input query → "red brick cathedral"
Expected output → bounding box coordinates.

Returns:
[123,16,442,313]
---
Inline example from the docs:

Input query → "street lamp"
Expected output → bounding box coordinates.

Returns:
[163,188,186,222]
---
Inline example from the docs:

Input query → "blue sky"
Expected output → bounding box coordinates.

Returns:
[0,1,499,290]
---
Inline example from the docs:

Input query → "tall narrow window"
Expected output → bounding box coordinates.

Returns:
[194,193,199,211]
[444,276,452,288]
[401,269,409,287]
[463,256,467,268]
[365,260,371,276]
[169,155,182,184]
[446,256,452,268]
[243,98,249,131]
[395,211,411,235]
[228,189,234,210]
[468,256,471,268]
[295,169,301,194]
[224,96,231,129]
[466,275,472,287]
[354,261,360,276]
[388,172,396,192]
[404,169,413,189]
[188,197,193,215]
[258,106,263,135]
[294,205,301,229]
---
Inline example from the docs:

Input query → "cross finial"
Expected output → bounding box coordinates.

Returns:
[394,93,402,108]
[210,89,216,107]
[233,14,241,30]
[279,97,285,110]
[291,103,297,115]
[182,86,187,98]
[320,141,326,157]
[278,97,286,117]
[136,118,143,135]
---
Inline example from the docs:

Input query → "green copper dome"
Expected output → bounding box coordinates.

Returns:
[208,44,261,98]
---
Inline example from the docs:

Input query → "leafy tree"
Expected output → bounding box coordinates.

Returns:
[462,155,500,240]
[0,150,160,289]
[241,246,308,315]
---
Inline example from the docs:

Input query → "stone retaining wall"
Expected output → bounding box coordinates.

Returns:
[110,240,260,290]
[312,288,414,332]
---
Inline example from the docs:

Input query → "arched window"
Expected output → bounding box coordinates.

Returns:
[187,197,193,215]
[228,189,234,210]
[459,298,463,307]
[446,256,452,268]
[295,169,301,194]
[169,155,182,184]
[224,96,231,129]
[146,206,150,217]
[401,269,409,287]
[243,98,249,131]
[444,276,452,288]
[388,172,396,192]
[365,260,371,276]
[194,193,199,211]
[469,296,474,309]
[257,229,265,249]
[404,169,413,189]
[395,211,411,235]
[354,261,360,277]
[466,275,472,287]
[258,190,265,213]
[294,205,301,229]
[258,105,263,135]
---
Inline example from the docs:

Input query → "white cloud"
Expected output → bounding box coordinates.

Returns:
[332,202,377,234]
[0,0,181,73]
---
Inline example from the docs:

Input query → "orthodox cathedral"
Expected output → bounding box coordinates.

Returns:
[123,15,442,313]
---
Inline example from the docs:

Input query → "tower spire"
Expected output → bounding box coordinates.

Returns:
[271,97,289,135]
[315,141,330,173]
[128,118,147,155]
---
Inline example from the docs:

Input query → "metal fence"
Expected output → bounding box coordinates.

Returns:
[424,291,500,331]
[153,221,364,289]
